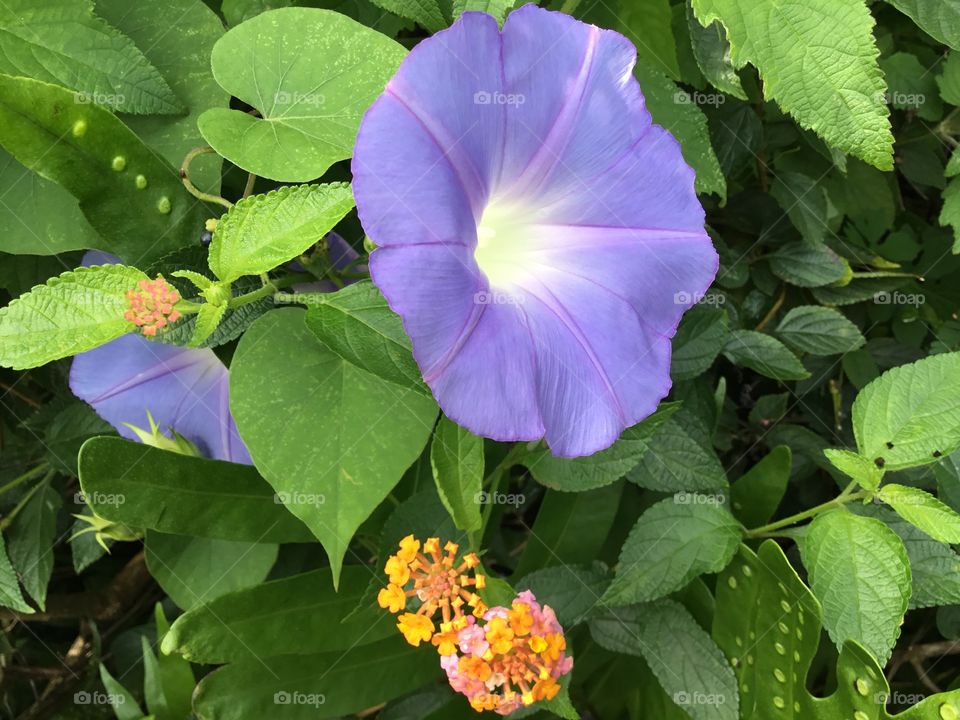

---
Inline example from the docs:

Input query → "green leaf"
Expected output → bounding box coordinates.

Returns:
[885,0,960,50]
[0,534,32,613]
[0,75,208,264]
[6,483,61,610]
[671,305,730,381]
[370,0,447,32]
[303,280,427,394]
[852,352,960,470]
[142,636,172,720]
[0,148,102,255]
[452,0,513,25]
[583,0,681,80]
[712,540,960,720]
[603,496,741,606]
[193,638,440,720]
[78,437,314,543]
[153,604,194,720]
[769,240,851,288]
[514,483,624,577]
[0,264,145,370]
[879,52,943,121]
[99,665,144,720]
[209,184,355,282]
[430,416,484,533]
[799,509,911,663]
[0,0,181,115]
[775,306,865,356]
[230,308,437,584]
[633,60,726,198]
[940,176,960,254]
[690,0,893,170]
[188,302,227,347]
[199,8,406,182]
[163,566,393,663]
[144,530,278,610]
[722,330,811,381]
[686,0,745,99]
[627,415,727,492]
[823,448,882,491]
[941,51,960,107]
[770,172,830,244]
[515,564,609,627]
[519,403,678,491]
[729,446,790,527]
[591,600,739,720]
[877,484,960,543]
[96,0,230,193]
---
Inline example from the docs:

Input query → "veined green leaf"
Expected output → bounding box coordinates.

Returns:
[823,448,882,491]
[691,0,893,169]
[878,484,960,544]
[0,264,145,369]
[775,306,865,356]
[430,416,484,533]
[722,330,810,381]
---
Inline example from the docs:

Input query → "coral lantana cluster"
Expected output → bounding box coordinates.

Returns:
[124,276,181,336]
[378,536,572,714]
[378,535,488,646]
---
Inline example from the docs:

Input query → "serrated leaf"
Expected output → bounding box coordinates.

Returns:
[769,240,851,288]
[189,302,227,347]
[453,0,512,25]
[775,306,865,356]
[671,305,729,380]
[0,0,181,115]
[591,600,739,720]
[633,60,726,198]
[430,415,484,533]
[852,352,960,470]
[515,564,609,627]
[303,280,427,394]
[199,8,407,182]
[686,0,745,99]
[885,0,960,50]
[823,448,882,491]
[0,264,145,369]
[230,309,437,585]
[371,0,447,31]
[691,0,893,170]
[519,403,679,491]
[878,484,960,544]
[799,509,910,664]
[0,75,207,264]
[722,330,810,381]
[627,415,727,492]
[880,52,943,121]
[603,496,741,606]
[770,172,830,244]
[0,535,32,613]
[6,483,61,610]
[209,184,355,282]
[940,176,960,254]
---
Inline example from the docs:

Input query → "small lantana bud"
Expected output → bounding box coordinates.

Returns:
[125,276,181,336]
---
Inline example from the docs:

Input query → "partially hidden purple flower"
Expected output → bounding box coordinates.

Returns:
[69,252,251,464]
[352,7,718,457]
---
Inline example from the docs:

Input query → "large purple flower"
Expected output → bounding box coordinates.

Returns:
[70,252,251,464]
[352,7,718,457]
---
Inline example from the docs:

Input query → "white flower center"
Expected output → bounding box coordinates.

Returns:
[473,200,540,290]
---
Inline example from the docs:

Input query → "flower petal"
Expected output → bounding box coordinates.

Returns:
[70,335,251,464]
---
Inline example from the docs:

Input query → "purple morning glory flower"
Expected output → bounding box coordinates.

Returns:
[352,7,718,457]
[69,252,251,464]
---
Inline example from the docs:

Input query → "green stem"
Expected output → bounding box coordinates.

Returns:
[0,472,52,531]
[180,147,233,210]
[0,463,48,496]
[744,482,866,538]
[228,274,310,309]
